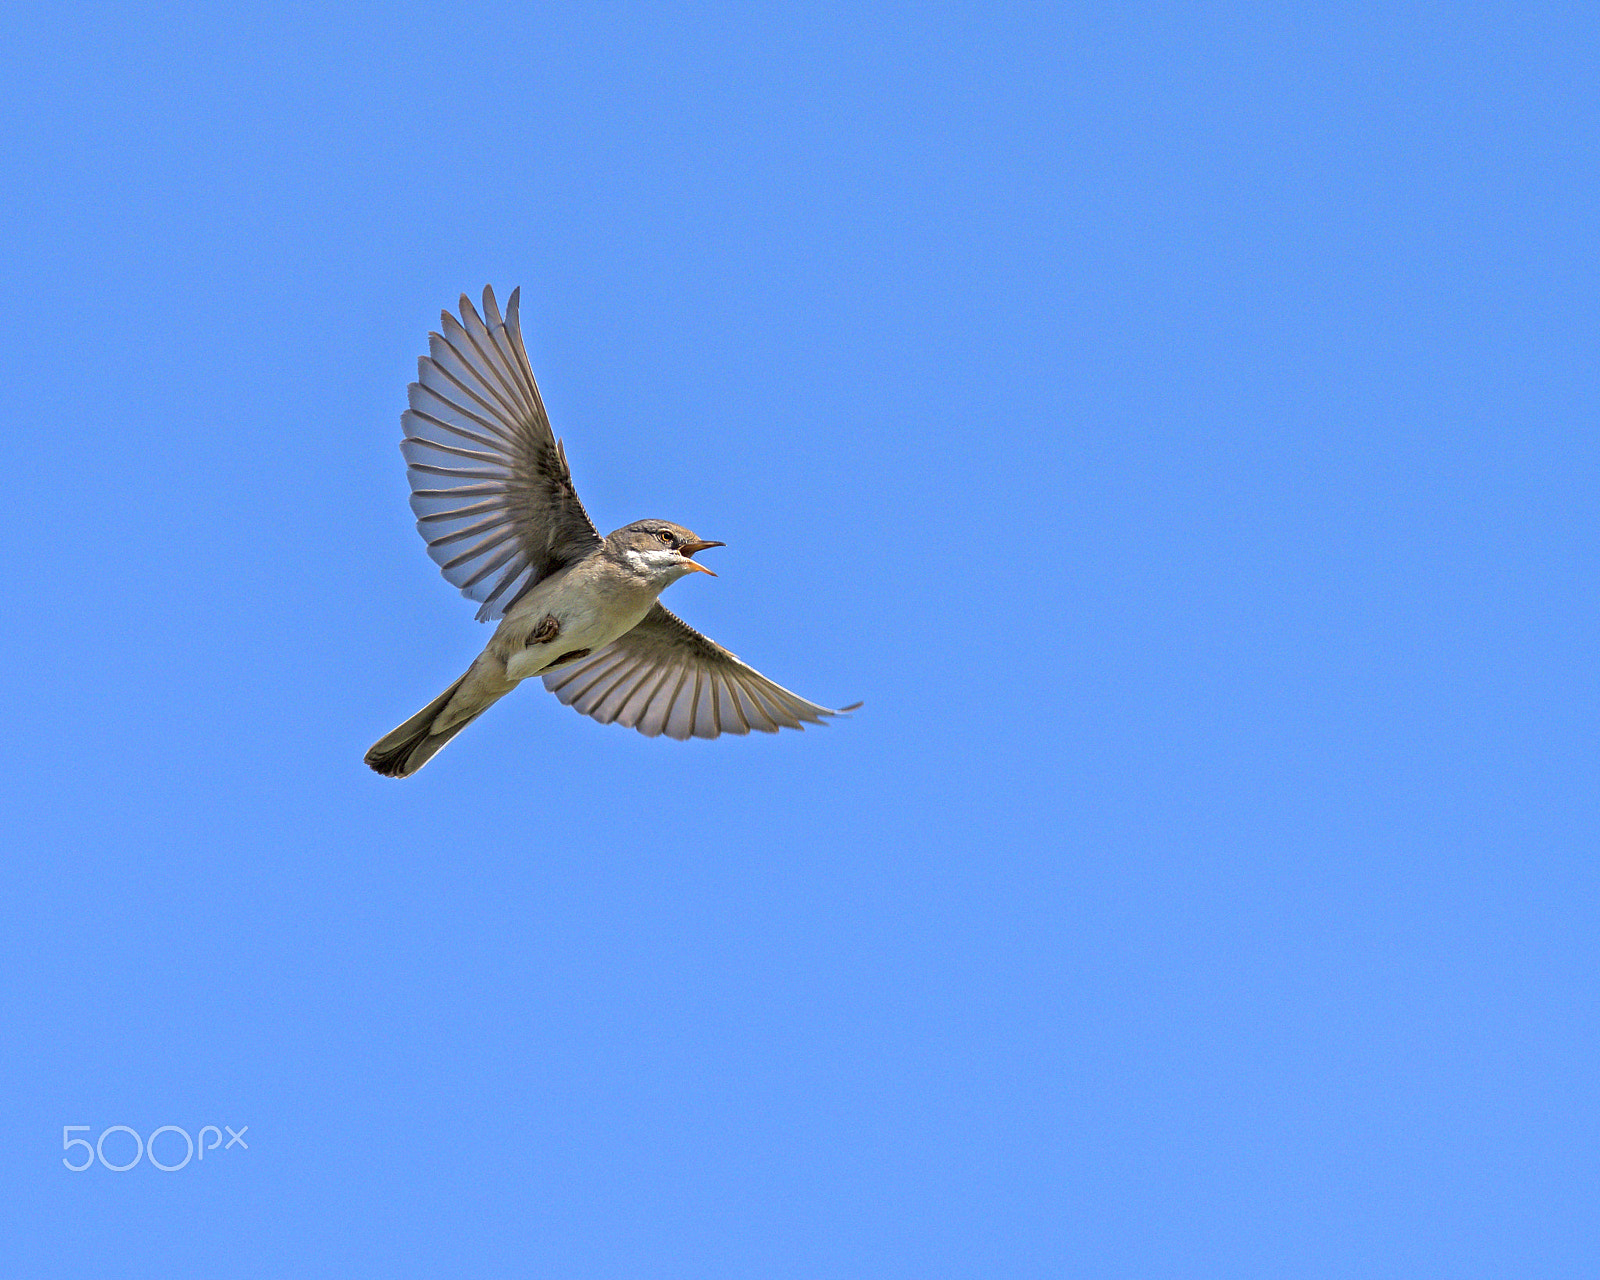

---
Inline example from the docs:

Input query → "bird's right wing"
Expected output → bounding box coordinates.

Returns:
[541,603,860,739]
[401,286,603,621]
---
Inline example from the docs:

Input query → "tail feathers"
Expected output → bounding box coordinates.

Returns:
[365,675,492,778]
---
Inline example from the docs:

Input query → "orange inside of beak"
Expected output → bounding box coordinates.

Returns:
[679,539,723,575]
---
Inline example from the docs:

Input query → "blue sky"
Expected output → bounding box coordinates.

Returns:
[2,1,1596,1275]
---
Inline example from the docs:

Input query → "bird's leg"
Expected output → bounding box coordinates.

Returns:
[527,613,561,645]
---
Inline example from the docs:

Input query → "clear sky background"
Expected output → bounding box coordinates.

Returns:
[2,2,1595,1276]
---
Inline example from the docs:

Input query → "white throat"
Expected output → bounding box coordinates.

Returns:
[623,546,689,582]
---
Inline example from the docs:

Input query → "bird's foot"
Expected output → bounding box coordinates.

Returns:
[527,613,561,645]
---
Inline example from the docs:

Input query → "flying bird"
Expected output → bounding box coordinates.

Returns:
[366,287,857,777]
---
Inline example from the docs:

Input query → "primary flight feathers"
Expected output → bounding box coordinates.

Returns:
[401,287,602,621]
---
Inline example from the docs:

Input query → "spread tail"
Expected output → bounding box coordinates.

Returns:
[365,672,500,778]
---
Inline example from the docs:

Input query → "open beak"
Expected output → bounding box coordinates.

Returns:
[679,539,724,576]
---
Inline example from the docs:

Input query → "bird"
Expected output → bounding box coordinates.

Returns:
[365,286,858,777]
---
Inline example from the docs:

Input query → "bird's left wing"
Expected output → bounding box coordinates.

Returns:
[540,603,859,739]
[401,286,603,621]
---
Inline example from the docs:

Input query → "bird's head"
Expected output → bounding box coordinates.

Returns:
[610,520,724,583]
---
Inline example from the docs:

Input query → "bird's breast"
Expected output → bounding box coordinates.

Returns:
[497,571,658,682]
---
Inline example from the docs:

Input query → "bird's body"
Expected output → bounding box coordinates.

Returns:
[496,546,668,680]
[365,287,856,777]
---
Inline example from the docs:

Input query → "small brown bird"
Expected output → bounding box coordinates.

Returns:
[365,287,857,777]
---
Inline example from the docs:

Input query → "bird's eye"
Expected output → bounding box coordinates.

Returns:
[656,530,673,545]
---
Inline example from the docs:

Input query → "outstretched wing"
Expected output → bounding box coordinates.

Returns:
[541,603,860,739]
[401,286,603,621]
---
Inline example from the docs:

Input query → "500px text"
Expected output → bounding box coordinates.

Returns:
[62,1124,248,1171]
